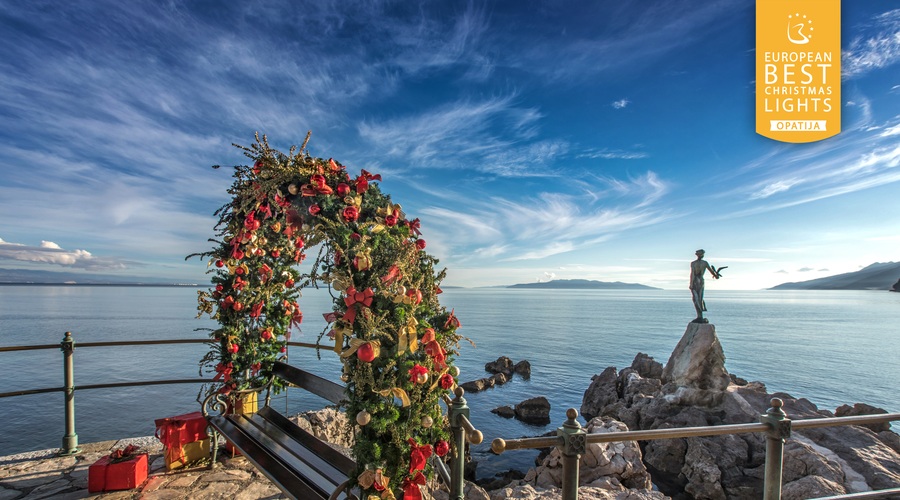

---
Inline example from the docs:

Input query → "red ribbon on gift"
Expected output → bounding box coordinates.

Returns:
[402,472,426,500]
[154,412,208,465]
[342,287,374,324]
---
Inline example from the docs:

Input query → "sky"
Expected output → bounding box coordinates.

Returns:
[0,1,898,290]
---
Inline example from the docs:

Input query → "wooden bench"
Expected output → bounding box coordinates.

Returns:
[202,361,357,500]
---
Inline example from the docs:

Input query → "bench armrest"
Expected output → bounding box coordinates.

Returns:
[200,375,275,418]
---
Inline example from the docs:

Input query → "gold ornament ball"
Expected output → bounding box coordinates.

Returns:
[341,373,350,382]
[356,410,371,426]
[421,415,433,428]
[288,183,299,195]
[450,366,460,377]
[416,372,429,385]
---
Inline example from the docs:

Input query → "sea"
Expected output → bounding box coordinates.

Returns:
[1,285,897,478]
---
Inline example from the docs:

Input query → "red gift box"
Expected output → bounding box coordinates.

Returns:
[88,453,148,492]
[155,411,209,468]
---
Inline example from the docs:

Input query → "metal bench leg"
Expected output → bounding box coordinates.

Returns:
[209,428,220,469]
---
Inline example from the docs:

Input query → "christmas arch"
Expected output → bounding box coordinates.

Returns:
[194,133,464,498]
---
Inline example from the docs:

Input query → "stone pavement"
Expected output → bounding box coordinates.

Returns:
[0,436,287,499]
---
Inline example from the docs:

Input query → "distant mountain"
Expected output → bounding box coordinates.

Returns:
[769,262,900,290]
[0,267,194,286]
[508,279,660,290]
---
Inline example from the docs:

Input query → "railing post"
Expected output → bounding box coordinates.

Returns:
[448,387,470,500]
[760,397,791,500]
[59,331,79,456]
[558,408,586,500]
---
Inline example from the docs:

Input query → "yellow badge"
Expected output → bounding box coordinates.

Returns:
[756,0,840,142]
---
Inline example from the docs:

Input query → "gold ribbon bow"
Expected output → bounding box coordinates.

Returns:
[375,387,411,407]
[397,317,419,355]
[332,322,353,354]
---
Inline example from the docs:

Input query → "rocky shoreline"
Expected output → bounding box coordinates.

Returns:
[295,322,900,499]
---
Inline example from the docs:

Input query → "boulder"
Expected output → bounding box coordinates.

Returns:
[520,417,657,495]
[491,406,515,419]
[630,352,663,379]
[460,379,487,393]
[661,322,730,391]
[490,373,509,386]
[290,407,353,450]
[515,397,551,425]
[835,403,891,433]
[514,360,532,378]
[485,356,514,376]
[488,484,668,500]
[581,366,619,420]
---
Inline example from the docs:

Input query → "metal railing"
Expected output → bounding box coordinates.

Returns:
[1,331,483,500]
[0,331,322,455]
[491,400,900,500]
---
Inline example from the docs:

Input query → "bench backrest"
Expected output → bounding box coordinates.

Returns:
[271,361,345,405]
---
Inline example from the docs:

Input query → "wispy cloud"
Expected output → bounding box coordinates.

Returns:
[720,109,900,216]
[843,9,900,77]
[357,95,546,174]
[577,148,648,160]
[612,98,631,109]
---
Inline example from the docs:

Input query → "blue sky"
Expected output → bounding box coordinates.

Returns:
[0,1,898,290]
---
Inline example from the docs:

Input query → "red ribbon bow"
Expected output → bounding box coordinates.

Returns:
[402,472,427,500]
[109,444,140,462]
[381,265,402,284]
[421,329,447,370]
[408,439,433,473]
[214,362,233,382]
[343,287,374,323]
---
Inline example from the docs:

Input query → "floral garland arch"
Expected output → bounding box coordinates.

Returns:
[193,133,464,499]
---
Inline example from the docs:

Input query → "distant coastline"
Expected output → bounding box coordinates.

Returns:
[769,262,900,291]
[0,282,204,287]
[507,279,659,290]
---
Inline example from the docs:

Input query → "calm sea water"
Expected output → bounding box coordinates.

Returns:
[1,285,897,478]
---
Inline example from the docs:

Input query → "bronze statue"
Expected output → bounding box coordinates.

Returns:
[690,249,725,323]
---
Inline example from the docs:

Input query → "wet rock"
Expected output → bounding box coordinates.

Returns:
[514,360,532,378]
[476,469,525,491]
[515,397,551,425]
[485,356,514,376]
[490,373,509,386]
[490,406,515,419]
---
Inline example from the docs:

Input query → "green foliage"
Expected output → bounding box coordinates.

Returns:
[190,133,464,498]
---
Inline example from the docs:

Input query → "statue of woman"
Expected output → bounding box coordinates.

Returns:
[690,249,722,323]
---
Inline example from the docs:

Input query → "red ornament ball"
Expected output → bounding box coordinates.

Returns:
[215,260,224,268]
[435,440,450,457]
[357,342,376,363]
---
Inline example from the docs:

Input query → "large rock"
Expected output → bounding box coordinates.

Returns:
[515,397,551,425]
[514,360,532,378]
[631,352,663,379]
[489,484,668,500]
[581,366,619,420]
[578,322,900,499]
[485,356,514,376]
[661,322,730,391]
[290,407,353,450]
[835,403,891,432]
[521,417,653,492]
